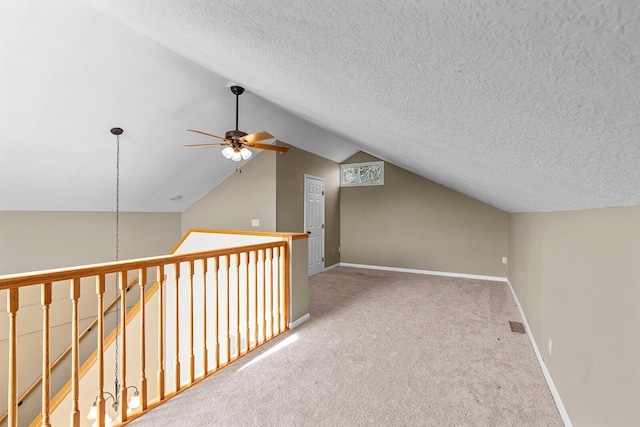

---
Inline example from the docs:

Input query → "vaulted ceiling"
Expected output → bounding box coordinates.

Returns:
[2,0,639,213]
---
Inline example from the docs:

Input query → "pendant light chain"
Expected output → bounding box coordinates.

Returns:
[114,131,121,403]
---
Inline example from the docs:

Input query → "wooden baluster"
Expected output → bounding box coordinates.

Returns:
[138,268,148,410]
[224,255,230,363]
[119,271,128,422]
[251,250,258,349]
[212,256,219,370]
[273,246,280,335]
[201,259,208,376]
[281,244,289,330]
[266,248,273,339]
[7,288,19,427]
[173,263,181,391]
[260,249,266,344]
[95,275,106,426]
[243,252,249,354]
[156,265,165,401]
[41,283,52,427]
[278,244,285,332]
[234,254,240,358]
[187,260,195,383]
[70,278,80,426]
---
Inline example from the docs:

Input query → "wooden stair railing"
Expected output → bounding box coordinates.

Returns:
[0,278,139,426]
[0,239,291,427]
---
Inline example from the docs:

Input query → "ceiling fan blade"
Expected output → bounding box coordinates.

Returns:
[242,131,275,145]
[187,129,227,141]
[183,142,229,147]
[251,143,290,153]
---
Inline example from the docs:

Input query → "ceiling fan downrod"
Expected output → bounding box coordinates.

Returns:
[230,85,244,131]
[224,85,248,142]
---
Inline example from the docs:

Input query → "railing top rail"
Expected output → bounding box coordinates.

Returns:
[0,240,286,291]
[183,229,307,239]
[172,229,307,253]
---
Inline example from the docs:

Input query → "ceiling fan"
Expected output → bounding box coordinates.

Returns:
[184,85,289,161]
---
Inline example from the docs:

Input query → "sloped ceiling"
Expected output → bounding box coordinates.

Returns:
[1,0,639,213]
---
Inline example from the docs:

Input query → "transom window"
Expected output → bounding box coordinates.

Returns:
[340,161,384,187]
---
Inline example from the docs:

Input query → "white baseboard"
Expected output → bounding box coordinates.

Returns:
[323,264,339,273]
[338,262,508,282]
[289,313,310,329]
[506,279,572,427]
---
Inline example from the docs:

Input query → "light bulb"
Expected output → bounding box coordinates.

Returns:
[240,147,252,160]
[87,403,97,420]
[221,146,234,159]
[230,150,243,161]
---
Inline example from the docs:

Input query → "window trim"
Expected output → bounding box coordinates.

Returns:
[340,161,385,187]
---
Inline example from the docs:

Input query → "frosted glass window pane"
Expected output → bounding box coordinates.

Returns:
[340,161,384,186]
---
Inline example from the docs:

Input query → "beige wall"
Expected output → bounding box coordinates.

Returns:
[0,211,181,275]
[276,145,341,267]
[181,151,277,234]
[509,207,640,426]
[340,152,509,277]
[289,237,309,322]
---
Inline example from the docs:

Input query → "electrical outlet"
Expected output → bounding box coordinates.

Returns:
[502,256,508,264]
[548,337,553,356]
[251,219,260,227]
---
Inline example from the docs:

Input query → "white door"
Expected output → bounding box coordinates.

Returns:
[305,175,324,276]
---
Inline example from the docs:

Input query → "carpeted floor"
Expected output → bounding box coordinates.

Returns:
[130,267,563,426]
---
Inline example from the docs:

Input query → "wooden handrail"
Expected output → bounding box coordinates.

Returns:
[0,278,139,425]
[170,229,307,254]
[0,241,286,290]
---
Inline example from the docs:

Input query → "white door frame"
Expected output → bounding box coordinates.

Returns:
[304,174,325,276]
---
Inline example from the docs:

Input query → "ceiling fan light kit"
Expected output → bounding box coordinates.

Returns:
[221,146,252,161]
[185,85,289,161]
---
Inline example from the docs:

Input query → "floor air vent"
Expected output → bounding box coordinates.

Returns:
[509,321,525,334]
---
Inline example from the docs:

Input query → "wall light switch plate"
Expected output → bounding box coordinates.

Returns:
[502,257,508,264]
[251,219,260,227]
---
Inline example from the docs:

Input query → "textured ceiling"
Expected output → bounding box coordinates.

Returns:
[2,0,639,213]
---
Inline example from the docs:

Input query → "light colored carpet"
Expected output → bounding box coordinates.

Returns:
[130,267,563,426]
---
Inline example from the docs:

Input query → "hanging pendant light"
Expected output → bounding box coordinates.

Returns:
[88,127,139,424]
